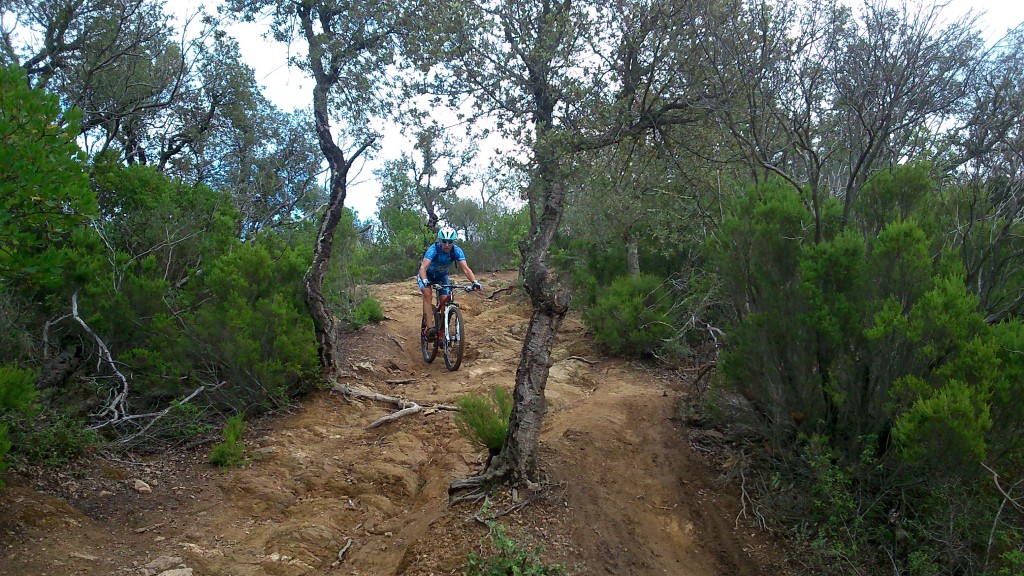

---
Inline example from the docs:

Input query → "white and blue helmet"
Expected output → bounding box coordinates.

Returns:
[437,227,458,242]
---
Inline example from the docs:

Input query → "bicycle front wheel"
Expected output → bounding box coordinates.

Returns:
[421,308,438,363]
[442,305,465,371]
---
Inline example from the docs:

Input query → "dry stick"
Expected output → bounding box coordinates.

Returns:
[117,384,207,444]
[71,291,130,426]
[694,362,717,388]
[487,286,514,300]
[332,382,457,429]
[982,462,1023,569]
[337,537,353,562]
[565,356,598,365]
[385,378,417,384]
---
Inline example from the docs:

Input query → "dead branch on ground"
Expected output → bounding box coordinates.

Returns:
[487,286,515,300]
[332,381,457,429]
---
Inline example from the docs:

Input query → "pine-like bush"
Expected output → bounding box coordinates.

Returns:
[584,274,674,357]
[209,415,246,469]
[454,386,513,451]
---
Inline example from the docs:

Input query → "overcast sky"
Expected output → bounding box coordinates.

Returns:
[170,0,1024,220]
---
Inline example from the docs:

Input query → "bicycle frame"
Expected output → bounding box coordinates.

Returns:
[422,282,473,370]
[431,283,468,342]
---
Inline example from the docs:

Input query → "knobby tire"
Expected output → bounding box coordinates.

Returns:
[443,305,464,371]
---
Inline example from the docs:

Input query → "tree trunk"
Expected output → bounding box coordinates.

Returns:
[625,228,640,276]
[297,4,375,377]
[488,155,570,483]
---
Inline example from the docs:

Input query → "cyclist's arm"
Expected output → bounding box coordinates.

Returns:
[418,258,432,286]
[457,259,479,285]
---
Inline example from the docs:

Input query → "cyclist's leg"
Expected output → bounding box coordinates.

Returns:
[423,270,446,335]
[436,271,452,302]
[417,276,433,333]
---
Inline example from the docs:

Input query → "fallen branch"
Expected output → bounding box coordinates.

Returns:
[565,355,598,365]
[337,537,353,562]
[694,362,717,388]
[332,381,457,429]
[71,291,130,426]
[385,378,417,384]
[487,286,515,300]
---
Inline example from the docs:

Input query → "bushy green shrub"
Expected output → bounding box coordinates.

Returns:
[584,274,674,357]
[350,296,385,329]
[209,414,246,469]
[454,386,513,451]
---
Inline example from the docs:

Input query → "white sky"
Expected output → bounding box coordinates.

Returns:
[174,1,1024,220]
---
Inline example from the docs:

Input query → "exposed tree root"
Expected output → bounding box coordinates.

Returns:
[331,381,457,429]
[487,286,515,300]
[448,465,512,506]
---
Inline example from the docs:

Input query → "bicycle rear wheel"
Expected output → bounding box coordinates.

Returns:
[421,307,438,363]
[442,305,464,371]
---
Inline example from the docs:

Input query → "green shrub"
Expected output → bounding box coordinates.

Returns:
[466,518,568,576]
[350,296,385,328]
[4,411,98,467]
[584,274,674,357]
[454,387,513,451]
[208,414,246,469]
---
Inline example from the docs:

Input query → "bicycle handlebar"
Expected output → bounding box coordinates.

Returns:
[430,283,478,292]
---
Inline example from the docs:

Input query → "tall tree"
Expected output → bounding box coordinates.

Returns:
[418,0,585,490]
[374,123,474,232]
[699,0,980,241]
[226,0,405,374]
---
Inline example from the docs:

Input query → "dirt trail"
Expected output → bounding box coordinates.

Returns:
[0,271,787,575]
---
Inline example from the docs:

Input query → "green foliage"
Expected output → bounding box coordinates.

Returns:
[454,387,513,451]
[466,517,568,576]
[715,168,1024,573]
[4,410,98,467]
[209,414,246,469]
[0,365,38,412]
[195,238,319,408]
[349,296,385,329]
[584,274,674,357]
[0,364,39,477]
[165,401,214,441]
[0,64,96,296]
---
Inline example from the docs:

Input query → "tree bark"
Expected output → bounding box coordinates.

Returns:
[297,4,376,376]
[625,228,640,276]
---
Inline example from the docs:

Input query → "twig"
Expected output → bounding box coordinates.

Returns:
[385,378,417,384]
[694,362,717,388]
[71,291,130,426]
[565,355,598,365]
[487,286,515,300]
[333,382,457,429]
[134,521,166,534]
[337,537,353,562]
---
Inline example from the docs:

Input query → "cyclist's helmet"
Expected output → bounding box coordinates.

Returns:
[437,227,458,242]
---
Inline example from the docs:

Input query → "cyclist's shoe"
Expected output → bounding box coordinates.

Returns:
[423,326,438,340]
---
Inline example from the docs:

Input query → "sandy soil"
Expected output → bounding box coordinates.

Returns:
[0,271,791,575]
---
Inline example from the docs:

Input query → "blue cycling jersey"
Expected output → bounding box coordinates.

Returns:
[423,242,466,275]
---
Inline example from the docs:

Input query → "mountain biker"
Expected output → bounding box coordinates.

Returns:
[418,227,482,338]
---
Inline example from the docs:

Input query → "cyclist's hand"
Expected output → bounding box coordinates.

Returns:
[471,281,482,291]
[417,277,429,291]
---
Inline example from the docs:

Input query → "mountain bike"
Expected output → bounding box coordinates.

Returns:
[421,283,476,371]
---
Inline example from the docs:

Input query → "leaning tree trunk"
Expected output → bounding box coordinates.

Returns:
[298,4,372,377]
[450,155,570,495]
